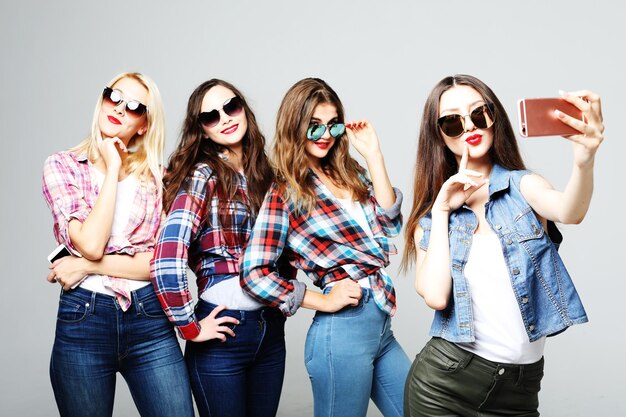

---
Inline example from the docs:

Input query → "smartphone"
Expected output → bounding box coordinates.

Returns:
[517,97,586,137]
[47,244,71,263]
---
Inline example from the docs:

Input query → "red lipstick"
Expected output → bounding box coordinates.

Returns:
[221,124,239,134]
[108,116,121,125]
[315,142,330,149]
[465,134,482,146]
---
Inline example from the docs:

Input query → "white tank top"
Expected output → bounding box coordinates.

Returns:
[456,233,545,364]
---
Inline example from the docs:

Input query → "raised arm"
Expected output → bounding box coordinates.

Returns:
[346,121,396,209]
[521,90,604,224]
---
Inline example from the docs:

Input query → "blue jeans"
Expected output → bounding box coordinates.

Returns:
[305,289,410,417]
[185,300,287,417]
[49,285,194,417]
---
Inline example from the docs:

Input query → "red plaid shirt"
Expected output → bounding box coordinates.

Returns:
[241,172,402,316]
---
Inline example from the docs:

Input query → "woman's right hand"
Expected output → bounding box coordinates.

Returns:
[98,136,126,172]
[191,305,240,343]
[324,278,362,312]
[432,144,487,213]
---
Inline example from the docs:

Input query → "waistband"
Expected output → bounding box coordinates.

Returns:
[60,284,156,309]
[429,337,544,379]
[197,299,284,322]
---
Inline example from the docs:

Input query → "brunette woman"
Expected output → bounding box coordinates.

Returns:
[402,74,604,416]
[241,78,410,417]
[151,79,283,417]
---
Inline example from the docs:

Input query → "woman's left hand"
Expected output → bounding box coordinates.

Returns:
[345,120,382,162]
[558,90,604,167]
[48,256,88,290]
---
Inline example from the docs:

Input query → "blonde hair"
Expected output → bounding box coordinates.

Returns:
[71,72,165,188]
[273,78,368,215]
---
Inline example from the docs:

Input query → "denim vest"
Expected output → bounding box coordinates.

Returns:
[418,164,588,343]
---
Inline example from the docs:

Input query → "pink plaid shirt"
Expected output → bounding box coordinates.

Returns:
[42,151,162,310]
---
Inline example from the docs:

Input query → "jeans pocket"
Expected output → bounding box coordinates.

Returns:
[304,320,319,366]
[423,342,462,373]
[57,296,90,324]
[137,294,167,319]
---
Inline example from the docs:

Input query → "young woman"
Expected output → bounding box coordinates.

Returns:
[402,74,604,416]
[42,72,194,417]
[241,77,410,417]
[150,79,283,417]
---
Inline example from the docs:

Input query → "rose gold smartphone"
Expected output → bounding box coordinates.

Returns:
[517,97,586,137]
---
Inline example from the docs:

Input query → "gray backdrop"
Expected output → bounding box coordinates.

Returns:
[1,1,622,415]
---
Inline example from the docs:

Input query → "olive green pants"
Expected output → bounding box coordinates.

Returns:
[404,337,544,417]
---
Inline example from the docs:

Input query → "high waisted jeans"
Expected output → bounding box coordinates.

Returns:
[49,285,194,417]
[305,289,410,417]
[185,300,287,417]
[404,337,545,417]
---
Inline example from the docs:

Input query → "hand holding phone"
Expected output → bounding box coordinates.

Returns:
[517,97,586,137]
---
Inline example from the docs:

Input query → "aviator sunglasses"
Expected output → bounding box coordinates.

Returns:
[198,96,244,128]
[306,123,346,141]
[437,103,496,138]
[102,87,148,117]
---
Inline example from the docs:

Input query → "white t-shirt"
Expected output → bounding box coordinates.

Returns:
[456,233,545,364]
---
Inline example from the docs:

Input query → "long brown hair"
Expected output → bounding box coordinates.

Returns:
[163,79,273,229]
[401,74,526,271]
[273,78,368,214]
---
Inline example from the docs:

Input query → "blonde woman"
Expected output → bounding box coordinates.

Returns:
[42,72,193,417]
[241,78,410,417]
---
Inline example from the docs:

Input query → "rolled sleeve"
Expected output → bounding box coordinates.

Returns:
[42,153,92,254]
[372,187,403,237]
[417,214,432,251]
[241,185,302,316]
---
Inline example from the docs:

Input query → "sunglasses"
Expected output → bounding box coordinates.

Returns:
[102,87,147,117]
[198,96,244,128]
[306,123,346,141]
[437,103,495,138]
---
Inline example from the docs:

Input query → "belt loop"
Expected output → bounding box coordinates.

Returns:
[517,364,525,385]
[240,310,246,324]
[362,288,371,303]
[90,291,97,313]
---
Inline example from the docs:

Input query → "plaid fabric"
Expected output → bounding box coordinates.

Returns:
[150,164,252,339]
[241,171,402,316]
[42,151,162,310]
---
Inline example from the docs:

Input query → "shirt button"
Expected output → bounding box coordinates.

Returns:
[521,297,529,304]
[512,268,520,275]
[495,224,502,230]
[506,239,513,245]
[498,368,505,375]
[528,324,535,331]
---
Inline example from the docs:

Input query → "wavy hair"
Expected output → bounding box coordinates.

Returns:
[401,74,526,271]
[71,72,165,188]
[163,79,273,230]
[273,78,368,214]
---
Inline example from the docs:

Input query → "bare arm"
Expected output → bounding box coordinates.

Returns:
[346,121,395,208]
[48,252,152,290]
[68,137,128,260]
[415,145,486,310]
[521,91,603,224]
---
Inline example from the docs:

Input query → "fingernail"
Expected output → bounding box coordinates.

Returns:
[554,109,564,118]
